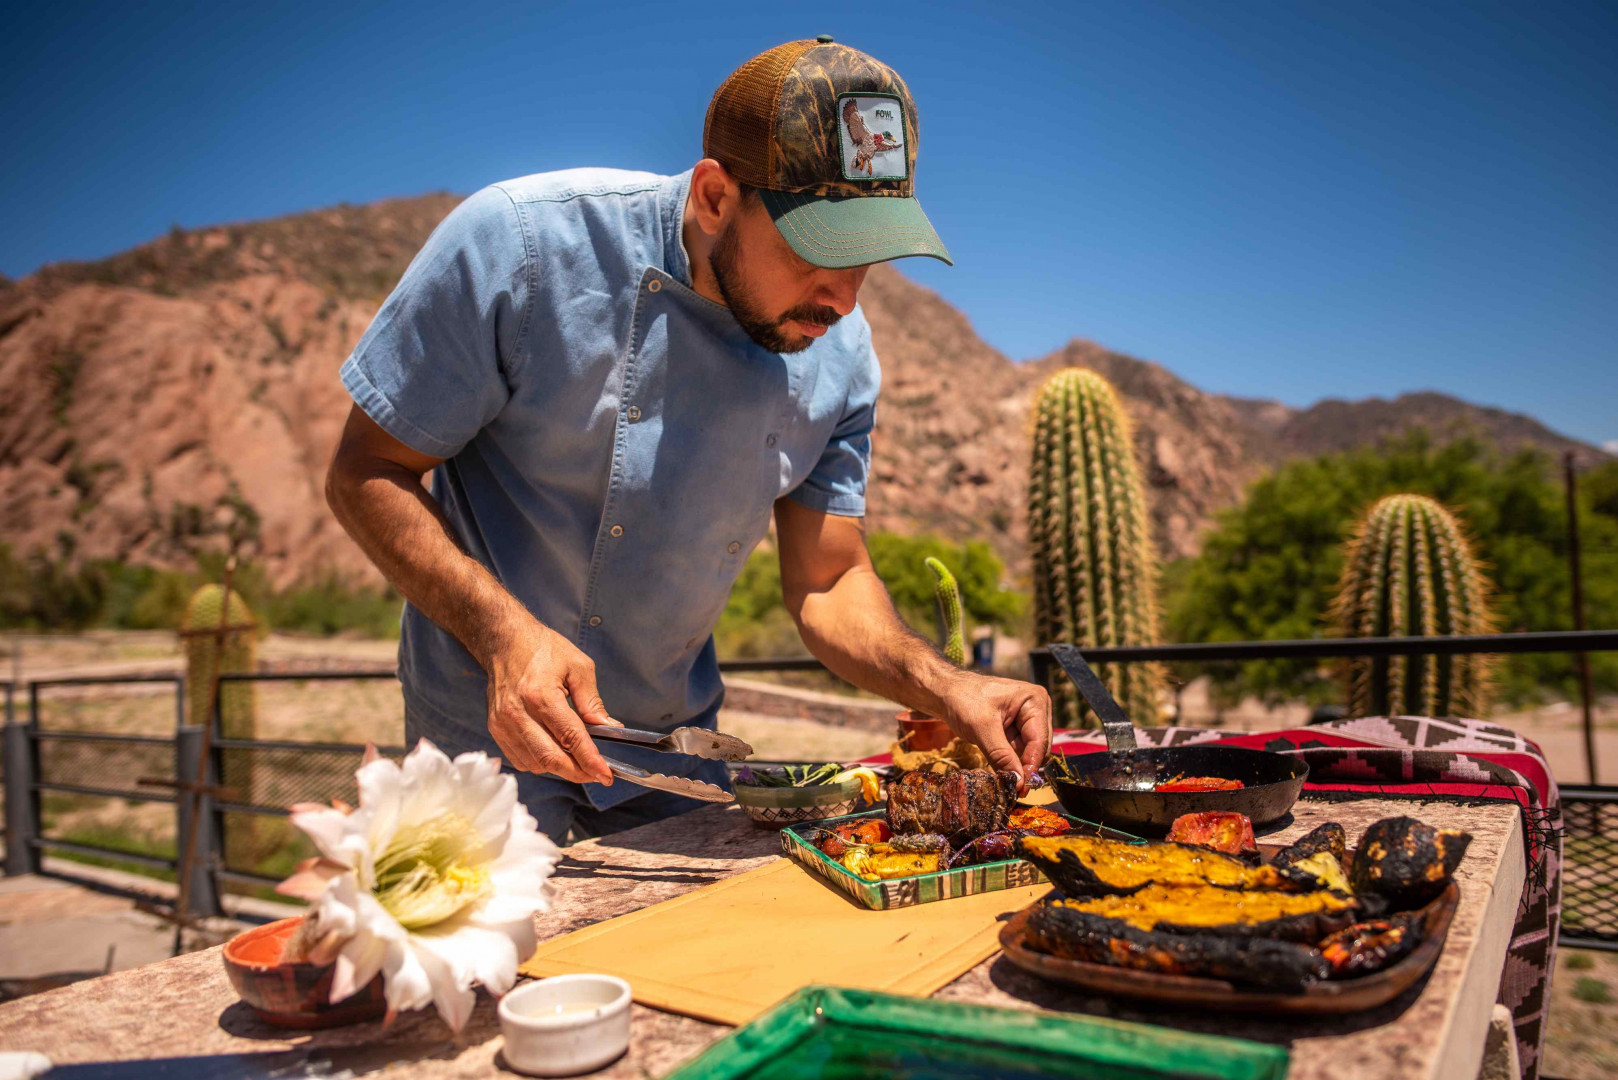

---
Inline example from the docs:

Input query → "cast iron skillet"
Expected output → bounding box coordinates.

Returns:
[1044,644,1308,836]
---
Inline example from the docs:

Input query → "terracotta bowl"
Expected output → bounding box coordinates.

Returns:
[222,917,386,1029]
[895,710,954,752]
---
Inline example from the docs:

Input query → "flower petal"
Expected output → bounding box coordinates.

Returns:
[406,935,477,1033]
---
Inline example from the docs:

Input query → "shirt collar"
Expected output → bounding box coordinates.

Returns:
[659,169,694,287]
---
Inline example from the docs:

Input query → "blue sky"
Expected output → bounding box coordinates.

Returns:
[4,1,1615,447]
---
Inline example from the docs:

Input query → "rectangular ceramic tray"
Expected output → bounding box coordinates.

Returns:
[663,985,1291,1080]
[781,807,1141,910]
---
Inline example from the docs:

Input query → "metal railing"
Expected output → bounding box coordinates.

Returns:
[3,630,1616,945]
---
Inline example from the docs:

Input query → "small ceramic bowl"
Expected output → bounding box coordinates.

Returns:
[499,974,632,1077]
[732,776,865,828]
[222,917,386,1029]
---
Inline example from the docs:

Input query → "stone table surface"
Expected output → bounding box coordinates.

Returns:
[0,796,1524,1079]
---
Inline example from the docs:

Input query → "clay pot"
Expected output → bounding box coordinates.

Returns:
[895,710,954,752]
[222,917,386,1029]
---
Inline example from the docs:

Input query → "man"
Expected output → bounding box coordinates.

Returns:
[326,37,1052,842]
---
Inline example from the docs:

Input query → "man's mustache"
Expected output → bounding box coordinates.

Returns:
[778,304,842,328]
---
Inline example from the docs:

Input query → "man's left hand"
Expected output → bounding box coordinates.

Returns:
[931,671,1053,791]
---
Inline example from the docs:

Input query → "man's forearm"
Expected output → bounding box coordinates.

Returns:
[326,460,531,669]
[790,562,965,715]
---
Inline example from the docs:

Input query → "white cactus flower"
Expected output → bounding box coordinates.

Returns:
[278,739,560,1032]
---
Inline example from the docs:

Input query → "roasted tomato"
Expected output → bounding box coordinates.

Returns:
[1167,811,1256,855]
[1008,805,1071,837]
[1154,776,1244,793]
[1319,916,1423,978]
[809,817,892,858]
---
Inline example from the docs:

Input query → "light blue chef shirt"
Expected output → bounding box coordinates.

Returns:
[340,168,880,810]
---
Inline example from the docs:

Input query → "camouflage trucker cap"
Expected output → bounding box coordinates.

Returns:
[703,36,952,269]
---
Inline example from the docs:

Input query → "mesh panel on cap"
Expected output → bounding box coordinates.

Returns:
[703,40,817,188]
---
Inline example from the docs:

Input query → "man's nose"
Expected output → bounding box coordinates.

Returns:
[818,266,868,316]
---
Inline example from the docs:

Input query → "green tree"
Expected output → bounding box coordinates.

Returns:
[1163,434,1618,707]
[715,532,1024,660]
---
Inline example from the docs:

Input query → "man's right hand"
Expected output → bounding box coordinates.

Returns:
[483,619,620,785]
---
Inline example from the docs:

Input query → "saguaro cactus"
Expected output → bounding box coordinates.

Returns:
[1027,368,1165,727]
[1331,494,1494,718]
[925,557,967,667]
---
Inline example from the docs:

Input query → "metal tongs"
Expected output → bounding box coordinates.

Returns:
[587,725,754,803]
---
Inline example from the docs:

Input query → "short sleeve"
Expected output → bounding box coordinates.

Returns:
[787,326,881,518]
[339,186,529,459]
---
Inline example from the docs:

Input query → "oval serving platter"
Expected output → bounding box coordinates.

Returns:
[996,845,1460,1015]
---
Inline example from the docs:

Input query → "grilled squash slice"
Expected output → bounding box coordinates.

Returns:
[1015,834,1292,898]
[1055,884,1359,942]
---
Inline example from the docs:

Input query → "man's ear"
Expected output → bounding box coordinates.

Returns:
[689,158,740,236]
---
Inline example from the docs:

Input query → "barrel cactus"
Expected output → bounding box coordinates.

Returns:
[1027,368,1165,727]
[925,556,967,667]
[1330,494,1494,718]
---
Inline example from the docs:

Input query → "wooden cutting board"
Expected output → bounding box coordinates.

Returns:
[520,857,1045,1025]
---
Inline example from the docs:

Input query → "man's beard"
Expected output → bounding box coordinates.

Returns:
[709,223,841,354]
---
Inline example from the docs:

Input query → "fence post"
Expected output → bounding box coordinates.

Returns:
[174,725,223,918]
[4,691,40,876]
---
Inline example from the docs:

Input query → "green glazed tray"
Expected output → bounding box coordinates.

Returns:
[781,808,1141,910]
[663,986,1290,1080]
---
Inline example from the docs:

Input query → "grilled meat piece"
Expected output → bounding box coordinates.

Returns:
[1167,812,1256,857]
[1320,915,1424,978]
[1055,885,1358,942]
[1007,805,1071,837]
[1025,903,1330,990]
[1349,817,1471,908]
[887,768,1018,843]
[1016,834,1291,899]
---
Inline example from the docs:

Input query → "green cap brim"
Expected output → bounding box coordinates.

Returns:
[760,190,953,269]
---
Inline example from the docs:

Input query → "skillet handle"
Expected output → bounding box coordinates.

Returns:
[1047,643,1138,753]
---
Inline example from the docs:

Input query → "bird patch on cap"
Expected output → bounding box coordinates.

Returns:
[838,94,907,181]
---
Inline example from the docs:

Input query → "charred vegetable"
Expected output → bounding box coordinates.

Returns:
[804,818,892,858]
[1167,812,1256,857]
[1054,885,1358,942]
[840,844,944,880]
[1016,834,1290,899]
[1349,817,1472,907]
[888,833,952,856]
[1319,915,1424,978]
[1155,776,1244,793]
[887,768,1018,844]
[1274,823,1347,868]
[1008,805,1071,837]
[1025,903,1330,990]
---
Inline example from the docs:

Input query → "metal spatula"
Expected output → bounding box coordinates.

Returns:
[1048,643,1138,754]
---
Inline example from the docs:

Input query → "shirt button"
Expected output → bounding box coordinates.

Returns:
[627,405,642,422]
[588,615,603,627]
[610,524,624,538]
[766,433,778,447]
[727,541,741,555]
[647,279,662,293]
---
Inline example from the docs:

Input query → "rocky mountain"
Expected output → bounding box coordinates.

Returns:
[1,193,1606,587]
